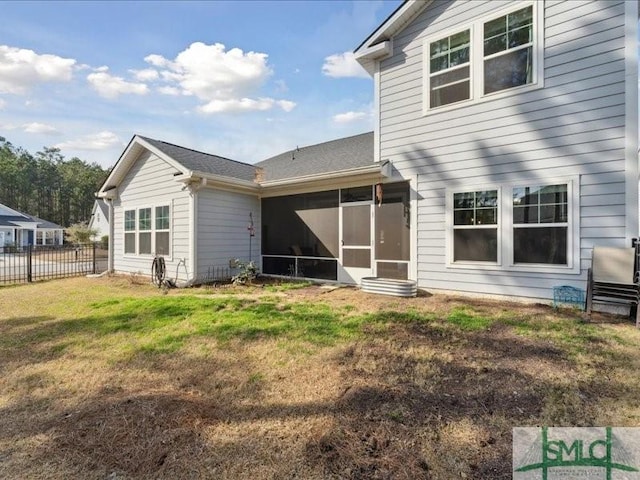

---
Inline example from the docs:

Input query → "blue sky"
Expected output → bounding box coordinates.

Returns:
[0,0,400,168]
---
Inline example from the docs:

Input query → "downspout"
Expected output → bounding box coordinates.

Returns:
[191,186,198,283]
[187,178,205,284]
[106,198,115,273]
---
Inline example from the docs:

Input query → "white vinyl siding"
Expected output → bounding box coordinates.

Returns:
[379,0,629,300]
[113,150,190,282]
[196,188,261,282]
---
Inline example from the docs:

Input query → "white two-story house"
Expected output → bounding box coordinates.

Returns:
[354,0,639,300]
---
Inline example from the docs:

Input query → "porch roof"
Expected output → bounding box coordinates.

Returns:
[256,132,374,182]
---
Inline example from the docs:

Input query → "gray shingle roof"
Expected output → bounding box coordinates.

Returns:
[27,215,64,229]
[139,136,257,182]
[0,214,61,229]
[0,215,28,228]
[256,132,374,182]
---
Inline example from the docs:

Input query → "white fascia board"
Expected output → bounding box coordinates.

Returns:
[97,187,117,200]
[260,164,390,197]
[355,0,431,55]
[354,41,392,62]
[98,135,189,195]
[261,164,385,188]
[175,170,260,194]
[354,42,391,76]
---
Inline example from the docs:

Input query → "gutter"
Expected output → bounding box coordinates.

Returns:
[259,162,390,189]
[175,170,260,194]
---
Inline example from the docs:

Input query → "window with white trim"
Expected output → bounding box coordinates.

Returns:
[424,2,541,112]
[429,29,470,108]
[155,205,170,256]
[124,210,136,254]
[138,207,152,255]
[513,184,568,265]
[483,5,533,94]
[452,189,498,262]
[123,205,170,256]
[447,179,576,272]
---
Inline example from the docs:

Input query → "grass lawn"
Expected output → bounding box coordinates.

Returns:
[1,276,640,479]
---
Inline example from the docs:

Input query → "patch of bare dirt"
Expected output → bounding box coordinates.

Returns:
[1,276,638,479]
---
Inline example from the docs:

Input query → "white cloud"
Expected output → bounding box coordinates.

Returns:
[87,69,149,99]
[22,122,60,135]
[144,54,171,68]
[55,131,121,150]
[322,51,368,79]
[0,98,5,110]
[0,45,76,94]
[148,42,294,114]
[277,100,296,112]
[157,85,181,96]
[199,97,296,114]
[333,111,368,124]
[130,68,159,81]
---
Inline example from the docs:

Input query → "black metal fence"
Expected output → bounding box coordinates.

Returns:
[0,243,108,285]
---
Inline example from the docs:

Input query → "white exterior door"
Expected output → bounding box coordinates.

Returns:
[338,203,373,283]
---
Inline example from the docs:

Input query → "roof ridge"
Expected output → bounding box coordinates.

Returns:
[296,131,373,151]
[256,131,373,165]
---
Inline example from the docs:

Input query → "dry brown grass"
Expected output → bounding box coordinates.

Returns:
[1,276,640,479]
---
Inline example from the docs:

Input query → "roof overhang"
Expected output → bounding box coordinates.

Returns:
[175,170,260,195]
[260,162,392,198]
[354,0,432,74]
[97,135,190,197]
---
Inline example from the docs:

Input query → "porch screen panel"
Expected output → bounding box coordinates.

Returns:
[343,205,370,246]
[375,182,410,261]
[262,190,338,258]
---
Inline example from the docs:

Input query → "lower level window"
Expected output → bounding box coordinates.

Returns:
[124,205,170,256]
[448,181,573,269]
[513,184,568,265]
[452,190,498,262]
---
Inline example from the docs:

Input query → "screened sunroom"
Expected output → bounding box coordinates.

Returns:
[261,181,411,283]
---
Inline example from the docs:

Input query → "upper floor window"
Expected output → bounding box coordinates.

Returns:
[483,6,533,94]
[429,29,470,108]
[423,2,541,113]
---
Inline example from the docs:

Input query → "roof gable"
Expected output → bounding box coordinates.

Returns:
[0,202,29,218]
[139,137,256,182]
[99,135,256,195]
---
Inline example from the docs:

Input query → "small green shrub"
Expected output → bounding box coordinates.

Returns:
[231,259,259,285]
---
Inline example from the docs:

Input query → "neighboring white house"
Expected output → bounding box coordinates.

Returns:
[99,0,639,302]
[88,199,110,241]
[0,203,64,247]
